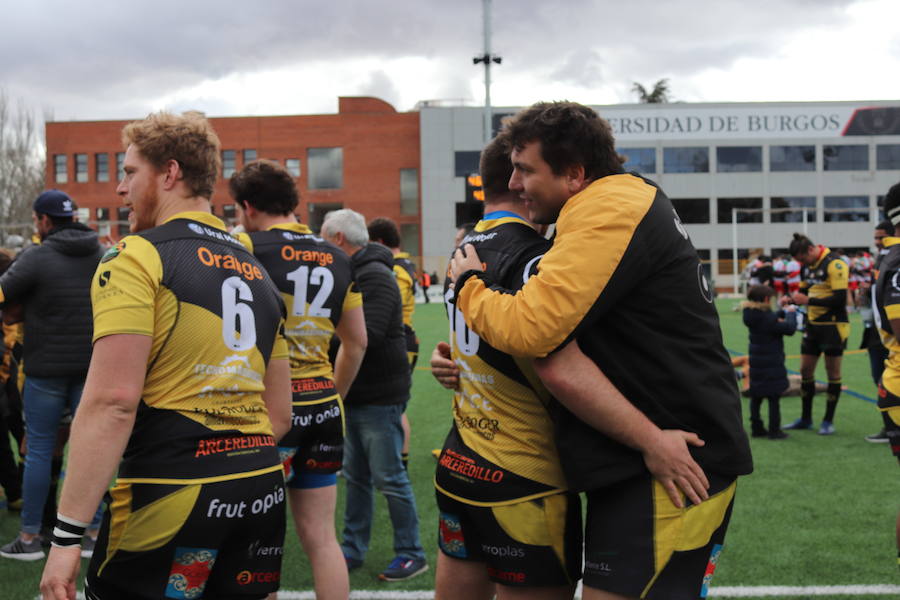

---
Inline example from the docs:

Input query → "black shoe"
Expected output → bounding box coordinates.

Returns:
[784,418,812,430]
[866,430,889,443]
[768,430,789,440]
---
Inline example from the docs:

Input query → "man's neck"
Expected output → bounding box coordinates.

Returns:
[155,195,212,226]
[253,212,298,232]
[483,197,529,221]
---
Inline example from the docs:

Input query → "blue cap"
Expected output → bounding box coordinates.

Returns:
[33,190,75,217]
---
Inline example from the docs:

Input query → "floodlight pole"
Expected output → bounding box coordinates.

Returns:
[732,208,739,294]
[474,0,501,144]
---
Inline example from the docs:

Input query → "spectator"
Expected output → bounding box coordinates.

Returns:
[321,209,428,581]
[863,221,892,443]
[0,250,22,511]
[743,284,797,439]
[0,190,105,561]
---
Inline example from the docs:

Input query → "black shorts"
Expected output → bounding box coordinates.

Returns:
[404,324,420,371]
[436,489,582,587]
[877,381,900,461]
[85,468,286,600]
[583,472,736,599]
[801,324,848,357]
[278,377,344,487]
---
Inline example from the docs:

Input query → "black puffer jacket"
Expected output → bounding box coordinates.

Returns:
[0,224,104,377]
[344,243,411,406]
[743,302,798,398]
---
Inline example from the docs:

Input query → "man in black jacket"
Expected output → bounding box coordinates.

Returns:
[0,190,105,561]
[321,209,427,582]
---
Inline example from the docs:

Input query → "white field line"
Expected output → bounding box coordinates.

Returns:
[58,585,900,600]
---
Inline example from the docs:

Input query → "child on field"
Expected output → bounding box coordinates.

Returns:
[743,284,798,439]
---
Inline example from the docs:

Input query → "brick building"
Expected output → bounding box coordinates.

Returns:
[44,96,422,254]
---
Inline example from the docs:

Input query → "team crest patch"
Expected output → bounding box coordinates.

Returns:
[101,240,126,263]
[438,512,467,558]
[700,543,723,598]
[165,547,218,599]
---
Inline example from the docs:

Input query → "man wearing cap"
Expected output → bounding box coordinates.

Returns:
[0,190,105,561]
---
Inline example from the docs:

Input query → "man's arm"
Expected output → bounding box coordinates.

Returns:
[262,357,292,441]
[533,339,709,508]
[40,333,151,600]
[333,305,367,400]
[357,268,400,345]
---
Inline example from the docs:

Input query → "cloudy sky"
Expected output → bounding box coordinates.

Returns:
[1,0,897,122]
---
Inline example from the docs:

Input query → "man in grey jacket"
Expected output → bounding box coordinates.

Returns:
[0,190,105,561]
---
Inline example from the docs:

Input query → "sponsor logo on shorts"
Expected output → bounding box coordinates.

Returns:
[438,449,504,483]
[486,566,525,584]
[207,485,285,519]
[292,404,341,427]
[236,570,281,585]
[700,544,723,598]
[246,540,284,559]
[291,378,336,393]
[165,547,217,599]
[480,544,524,558]
[454,415,500,441]
[438,512,467,559]
[194,434,275,458]
[585,560,612,576]
[305,458,341,470]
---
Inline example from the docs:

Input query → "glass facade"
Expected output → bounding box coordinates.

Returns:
[670,198,709,224]
[454,151,481,177]
[770,196,816,222]
[716,146,762,172]
[717,248,751,275]
[308,147,343,189]
[400,168,419,215]
[222,150,236,178]
[618,147,656,174]
[877,144,900,170]
[717,198,762,223]
[823,145,869,171]
[770,145,816,172]
[824,196,869,221]
[663,147,709,173]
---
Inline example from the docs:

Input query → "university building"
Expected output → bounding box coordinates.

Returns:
[46,98,900,290]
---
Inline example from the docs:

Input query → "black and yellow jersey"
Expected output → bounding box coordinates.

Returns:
[394,251,417,329]
[91,212,288,484]
[438,211,562,506]
[873,238,900,395]
[239,223,361,385]
[455,175,753,489]
[801,245,849,326]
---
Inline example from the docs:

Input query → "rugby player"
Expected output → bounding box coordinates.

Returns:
[40,112,292,600]
[783,233,850,435]
[368,217,418,471]
[450,102,752,600]
[230,159,367,600]
[870,182,900,562]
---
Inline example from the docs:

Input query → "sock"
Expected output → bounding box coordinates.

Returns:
[401,452,409,471]
[800,379,815,422]
[824,380,841,423]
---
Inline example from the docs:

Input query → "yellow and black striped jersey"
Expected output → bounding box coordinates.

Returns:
[438,212,562,506]
[801,246,849,325]
[874,238,900,396]
[91,212,287,484]
[239,223,361,384]
[394,252,417,329]
[455,175,753,489]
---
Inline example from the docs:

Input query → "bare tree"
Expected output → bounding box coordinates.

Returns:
[0,90,44,247]
[632,78,671,103]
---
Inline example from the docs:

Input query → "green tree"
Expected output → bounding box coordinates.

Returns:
[632,78,671,103]
[0,90,44,247]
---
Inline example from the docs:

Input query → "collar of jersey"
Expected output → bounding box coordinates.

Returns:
[811,245,831,269]
[395,251,411,259]
[885,237,900,248]
[476,211,529,232]
[163,211,227,230]
[268,222,312,235]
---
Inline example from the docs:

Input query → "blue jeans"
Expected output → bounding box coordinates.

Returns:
[341,403,424,561]
[21,375,102,535]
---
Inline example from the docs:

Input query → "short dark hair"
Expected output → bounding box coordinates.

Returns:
[885,182,900,226]
[789,233,815,257]
[504,101,624,181]
[877,219,893,233]
[747,284,775,303]
[35,213,74,227]
[229,159,299,216]
[367,217,400,248]
[479,133,513,200]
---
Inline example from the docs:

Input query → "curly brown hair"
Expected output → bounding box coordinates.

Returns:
[122,111,221,199]
[503,101,624,181]
[479,132,513,200]
[229,159,299,215]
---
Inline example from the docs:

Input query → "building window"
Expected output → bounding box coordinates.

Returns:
[285,158,301,177]
[243,149,257,164]
[877,144,900,170]
[116,152,126,181]
[717,248,751,276]
[221,203,236,224]
[308,147,343,190]
[95,153,109,183]
[823,145,869,171]
[770,196,816,222]
[716,146,762,172]
[117,206,130,237]
[770,145,816,172]
[663,147,709,173]
[400,223,419,256]
[75,153,88,182]
[670,198,709,224]
[717,198,762,224]
[454,151,481,177]
[400,168,419,216]
[824,196,869,221]
[222,150,236,178]
[618,147,656,174]
[54,154,67,183]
